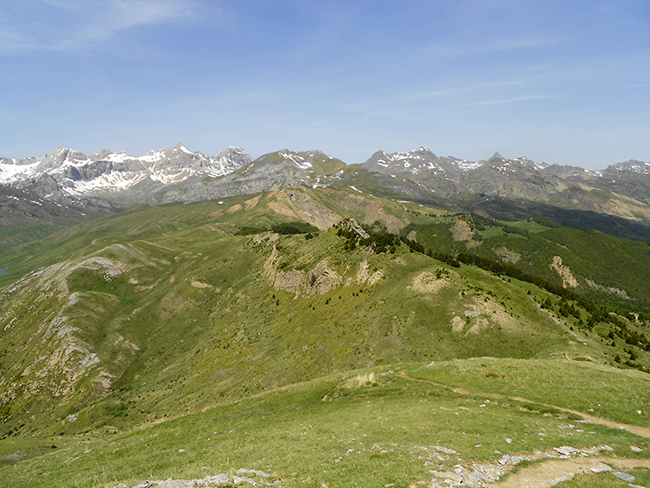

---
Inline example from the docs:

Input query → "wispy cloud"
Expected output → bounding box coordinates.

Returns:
[361,94,557,117]
[333,78,538,116]
[401,79,531,104]
[0,0,197,55]
[423,35,560,60]
[364,107,428,118]
[454,95,559,108]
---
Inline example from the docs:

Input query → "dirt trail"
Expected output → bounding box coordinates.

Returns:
[397,371,650,439]
[399,371,650,487]
[494,457,650,487]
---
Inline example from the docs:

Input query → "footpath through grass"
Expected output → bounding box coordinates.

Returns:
[2,360,650,488]
[406,358,650,428]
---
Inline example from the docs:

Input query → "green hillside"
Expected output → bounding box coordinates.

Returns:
[400,213,650,314]
[1,187,650,487]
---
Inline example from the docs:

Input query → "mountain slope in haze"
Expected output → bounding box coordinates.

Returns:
[361,148,650,223]
[0,186,123,248]
[545,159,650,203]
[4,142,650,266]
[1,187,649,441]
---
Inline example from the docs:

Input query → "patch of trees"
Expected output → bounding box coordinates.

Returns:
[541,297,582,320]
[401,236,425,254]
[531,216,559,228]
[501,225,529,237]
[596,312,650,352]
[271,222,319,235]
[468,214,498,231]
[237,222,319,236]
[336,221,399,254]
[236,226,267,235]
[429,250,461,267]
[455,253,594,310]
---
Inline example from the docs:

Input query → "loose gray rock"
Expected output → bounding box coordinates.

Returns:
[589,463,612,473]
[237,469,271,478]
[129,471,273,488]
[233,475,257,485]
[205,474,230,485]
[612,471,636,482]
[554,446,579,456]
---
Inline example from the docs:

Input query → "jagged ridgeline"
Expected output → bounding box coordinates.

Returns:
[1,186,650,444]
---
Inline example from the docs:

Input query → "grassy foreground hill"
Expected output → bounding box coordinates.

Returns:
[2,359,650,487]
[1,187,650,487]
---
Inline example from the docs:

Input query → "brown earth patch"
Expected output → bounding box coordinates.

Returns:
[244,195,261,210]
[585,278,630,299]
[308,258,341,295]
[266,190,341,230]
[408,271,448,294]
[451,219,474,241]
[464,297,520,334]
[494,246,521,264]
[550,256,579,288]
[495,457,650,488]
[451,316,465,333]
[341,194,405,233]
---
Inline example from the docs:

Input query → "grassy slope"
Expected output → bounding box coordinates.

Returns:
[401,214,650,313]
[0,220,584,435]
[408,358,650,428]
[1,359,649,488]
[2,190,649,432]
[1,188,650,487]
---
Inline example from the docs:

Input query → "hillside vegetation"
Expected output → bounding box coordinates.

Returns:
[1,187,650,487]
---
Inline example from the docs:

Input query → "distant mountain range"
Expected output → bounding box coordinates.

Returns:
[2,143,650,225]
[0,143,252,205]
[362,148,650,206]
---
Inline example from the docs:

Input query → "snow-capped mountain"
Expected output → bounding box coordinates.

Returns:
[364,148,548,175]
[363,148,552,177]
[362,149,560,196]
[3,143,650,224]
[362,148,650,198]
[163,149,346,204]
[360,148,650,221]
[0,143,252,204]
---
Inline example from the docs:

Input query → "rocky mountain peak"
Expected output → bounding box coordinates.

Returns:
[172,142,192,154]
[90,149,114,161]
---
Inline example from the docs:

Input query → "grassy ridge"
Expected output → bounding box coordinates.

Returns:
[1,188,650,487]
[2,189,650,440]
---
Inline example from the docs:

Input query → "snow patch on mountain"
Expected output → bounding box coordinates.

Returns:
[280,151,313,170]
[0,144,252,201]
[456,161,484,171]
[0,160,41,183]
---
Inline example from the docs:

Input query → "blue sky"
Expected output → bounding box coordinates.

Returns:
[1,1,649,168]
